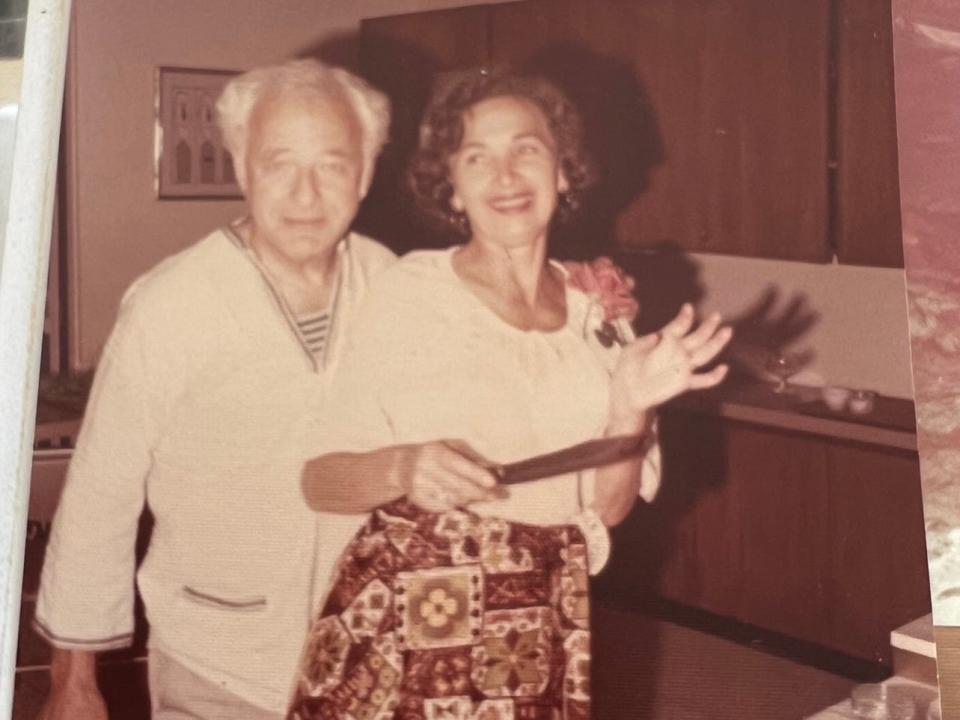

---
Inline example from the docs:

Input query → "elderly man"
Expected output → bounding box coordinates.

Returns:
[33,59,396,719]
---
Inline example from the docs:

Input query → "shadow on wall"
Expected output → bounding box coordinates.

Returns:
[299,32,464,255]
[516,43,664,262]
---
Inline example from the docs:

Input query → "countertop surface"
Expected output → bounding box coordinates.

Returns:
[667,374,917,451]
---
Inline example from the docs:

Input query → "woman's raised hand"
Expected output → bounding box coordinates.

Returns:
[609,304,733,425]
[395,440,501,513]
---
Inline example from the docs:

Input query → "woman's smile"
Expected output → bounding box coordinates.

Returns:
[487,192,535,213]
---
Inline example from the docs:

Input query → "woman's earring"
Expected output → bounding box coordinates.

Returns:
[557,191,576,219]
[450,209,469,234]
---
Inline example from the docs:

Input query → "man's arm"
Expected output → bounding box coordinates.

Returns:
[37,649,107,720]
[34,287,173,718]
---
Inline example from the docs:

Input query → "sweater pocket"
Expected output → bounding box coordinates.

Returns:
[180,585,267,613]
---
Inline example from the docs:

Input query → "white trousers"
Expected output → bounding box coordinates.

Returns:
[148,650,285,720]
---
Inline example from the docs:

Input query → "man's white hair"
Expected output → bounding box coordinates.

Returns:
[216,59,391,187]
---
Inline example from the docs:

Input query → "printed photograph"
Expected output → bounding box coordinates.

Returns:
[4,0,948,718]
[892,0,960,717]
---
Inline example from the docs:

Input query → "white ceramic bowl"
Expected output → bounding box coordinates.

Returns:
[822,386,852,411]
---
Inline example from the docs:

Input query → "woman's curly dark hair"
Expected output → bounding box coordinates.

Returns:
[406,68,597,236]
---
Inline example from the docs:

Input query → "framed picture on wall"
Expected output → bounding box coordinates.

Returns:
[154,66,241,199]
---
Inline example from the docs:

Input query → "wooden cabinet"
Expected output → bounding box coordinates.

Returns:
[491,0,832,262]
[358,0,903,266]
[598,409,931,665]
[357,7,491,253]
[834,0,904,267]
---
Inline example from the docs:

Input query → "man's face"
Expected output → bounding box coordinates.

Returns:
[239,89,366,268]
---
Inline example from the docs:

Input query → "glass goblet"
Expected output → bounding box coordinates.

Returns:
[765,351,803,394]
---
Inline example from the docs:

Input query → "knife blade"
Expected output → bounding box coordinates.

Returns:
[491,434,649,485]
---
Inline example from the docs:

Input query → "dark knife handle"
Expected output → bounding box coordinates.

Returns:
[493,434,648,485]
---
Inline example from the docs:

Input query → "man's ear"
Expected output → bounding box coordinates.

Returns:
[233,151,249,194]
[557,167,570,194]
[359,164,374,200]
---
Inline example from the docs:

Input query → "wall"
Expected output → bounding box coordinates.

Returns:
[66,0,914,399]
[693,253,912,398]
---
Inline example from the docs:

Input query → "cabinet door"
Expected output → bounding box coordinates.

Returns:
[357,7,491,252]
[620,410,930,664]
[834,0,903,267]
[822,441,930,661]
[490,0,832,262]
[656,415,835,639]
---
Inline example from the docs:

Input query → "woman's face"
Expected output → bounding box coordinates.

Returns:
[448,94,569,248]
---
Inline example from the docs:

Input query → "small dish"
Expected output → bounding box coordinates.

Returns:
[822,386,852,412]
[849,389,877,415]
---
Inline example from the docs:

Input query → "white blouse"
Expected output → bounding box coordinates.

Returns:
[311,248,660,592]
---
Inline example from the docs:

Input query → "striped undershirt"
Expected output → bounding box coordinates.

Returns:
[296,308,331,357]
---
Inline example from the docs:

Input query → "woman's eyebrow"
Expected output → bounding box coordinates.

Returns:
[458,140,486,151]
[512,131,554,146]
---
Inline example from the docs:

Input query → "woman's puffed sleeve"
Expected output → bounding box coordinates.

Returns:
[636,421,662,502]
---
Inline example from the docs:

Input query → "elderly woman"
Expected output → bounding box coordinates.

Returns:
[288,70,731,719]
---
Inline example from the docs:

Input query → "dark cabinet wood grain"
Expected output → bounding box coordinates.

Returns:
[612,409,931,665]
[834,0,904,267]
[357,6,492,253]
[491,0,832,262]
[358,0,902,266]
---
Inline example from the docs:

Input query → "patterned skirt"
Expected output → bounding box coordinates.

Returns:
[287,498,592,720]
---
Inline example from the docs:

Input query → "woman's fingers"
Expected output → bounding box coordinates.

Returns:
[440,440,499,489]
[687,364,729,390]
[627,330,660,356]
[688,326,734,368]
[681,312,722,351]
[406,440,501,512]
[660,303,696,339]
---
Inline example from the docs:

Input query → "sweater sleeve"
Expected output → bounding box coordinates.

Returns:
[34,287,170,650]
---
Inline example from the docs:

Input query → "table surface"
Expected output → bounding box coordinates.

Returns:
[668,374,917,451]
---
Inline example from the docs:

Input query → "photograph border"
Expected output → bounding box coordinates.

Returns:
[0,0,71,717]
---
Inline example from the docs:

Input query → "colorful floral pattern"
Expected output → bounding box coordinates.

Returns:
[471,608,552,698]
[396,566,482,651]
[341,579,393,641]
[423,696,515,719]
[299,616,352,698]
[557,545,589,630]
[288,498,592,719]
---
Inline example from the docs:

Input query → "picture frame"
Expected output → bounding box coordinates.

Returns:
[154,66,241,200]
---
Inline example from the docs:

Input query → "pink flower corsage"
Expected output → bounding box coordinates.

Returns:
[564,257,639,347]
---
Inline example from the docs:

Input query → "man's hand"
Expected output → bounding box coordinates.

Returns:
[38,648,108,720]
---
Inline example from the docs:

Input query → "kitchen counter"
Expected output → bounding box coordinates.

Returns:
[667,375,917,452]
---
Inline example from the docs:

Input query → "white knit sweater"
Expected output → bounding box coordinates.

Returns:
[34,226,396,713]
